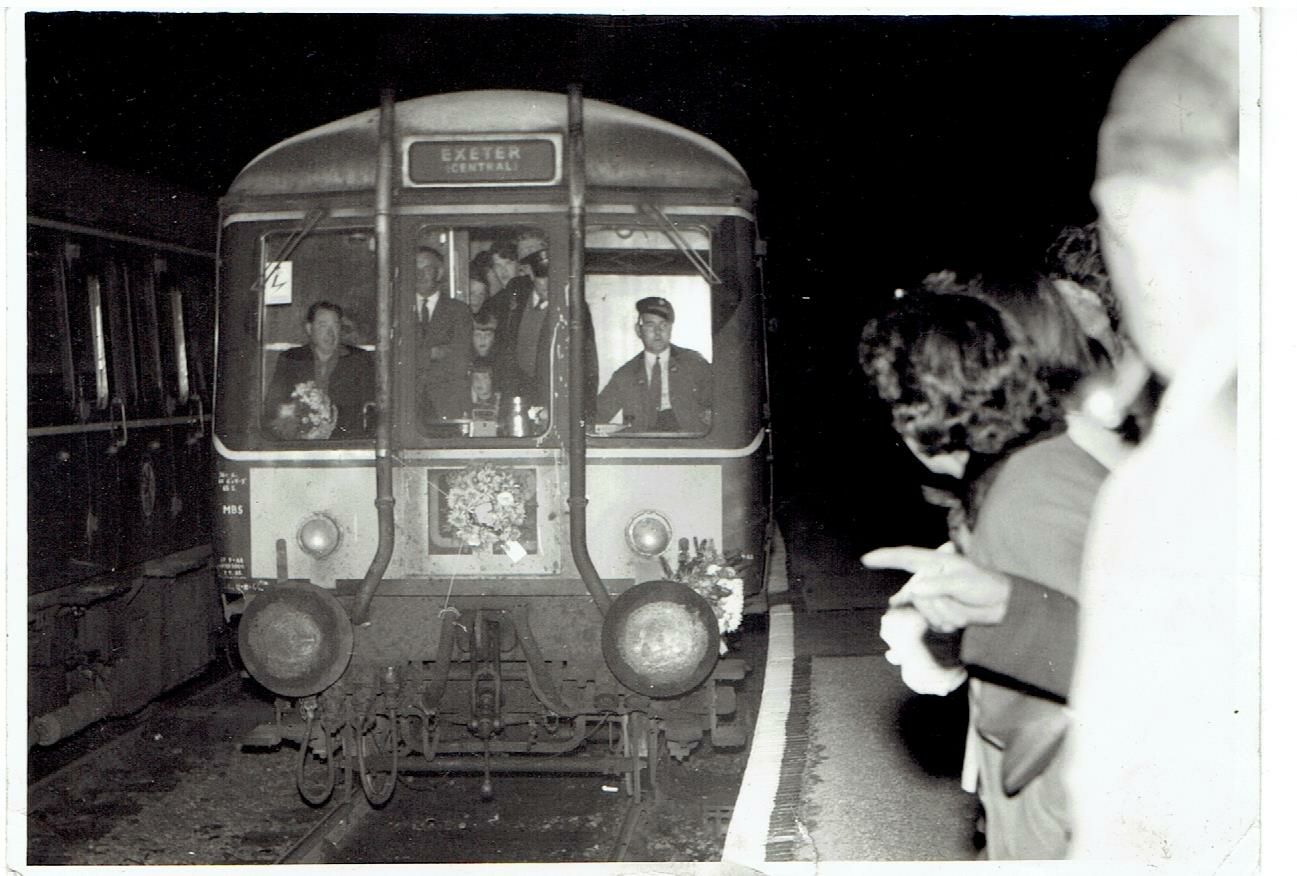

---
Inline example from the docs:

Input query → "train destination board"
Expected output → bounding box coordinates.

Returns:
[407,138,558,185]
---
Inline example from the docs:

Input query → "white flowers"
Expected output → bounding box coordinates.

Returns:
[446,464,527,554]
[272,381,336,439]
[663,539,746,651]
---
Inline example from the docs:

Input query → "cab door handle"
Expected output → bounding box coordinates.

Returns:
[109,397,129,450]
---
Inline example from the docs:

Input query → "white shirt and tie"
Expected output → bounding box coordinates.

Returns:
[417,291,441,324]
[645,348,670,413]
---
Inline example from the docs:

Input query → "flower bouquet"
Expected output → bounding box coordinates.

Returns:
[445,464,527,555]
[272,381,336,440]
[660,538,745,652]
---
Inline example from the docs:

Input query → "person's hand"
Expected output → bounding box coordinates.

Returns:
[270,403,299,439]
[428,344,447,362]
[879,605,968,696]
[862,546,1012,633]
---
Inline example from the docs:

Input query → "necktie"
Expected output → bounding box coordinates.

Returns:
[421,297,432,323]
[649,355,663,422]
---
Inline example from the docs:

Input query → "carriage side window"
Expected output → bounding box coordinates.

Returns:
[259,228,376,441]
[100,259,141,409]
[183,279,214,401]
[27,233,75,425]
[407,225,549,439]
[87,275,110,410]
[586,226,714,437]
[166,288,191,405]
[131,258,165,407]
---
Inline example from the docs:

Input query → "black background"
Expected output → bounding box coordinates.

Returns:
[25,11,1176,550]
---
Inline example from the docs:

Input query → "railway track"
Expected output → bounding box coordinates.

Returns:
[277,770,663,864]
[27,664,241,790]
[26,618,766,866]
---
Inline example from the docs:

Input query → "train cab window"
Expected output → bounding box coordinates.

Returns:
[586,225,714,437]
[258,228,376,441]
[405,225,550,439]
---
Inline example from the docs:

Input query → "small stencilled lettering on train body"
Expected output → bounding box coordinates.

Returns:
[217,555,246,575]
[218,471,248,492]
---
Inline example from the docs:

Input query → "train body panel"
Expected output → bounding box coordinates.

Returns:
[586,461,724,581]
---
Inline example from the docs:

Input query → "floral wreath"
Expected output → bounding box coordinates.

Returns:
[660,538,745,652]
[445,463,527,553]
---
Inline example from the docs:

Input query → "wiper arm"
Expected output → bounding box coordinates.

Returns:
[637,203,722,287]
[252,207,328,293]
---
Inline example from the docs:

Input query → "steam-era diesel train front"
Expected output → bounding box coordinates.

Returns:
[214,90,771,804]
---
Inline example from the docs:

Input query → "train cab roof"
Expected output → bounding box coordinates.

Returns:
[226,89,751,203]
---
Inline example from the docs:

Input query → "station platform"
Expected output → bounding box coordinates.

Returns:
[723,527,979,868]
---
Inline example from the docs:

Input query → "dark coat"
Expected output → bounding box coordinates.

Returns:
[415,294,474,423]
[480,276,532,365]
[596,344,712,433]
[264,344,374,438]
[479,286,599,415]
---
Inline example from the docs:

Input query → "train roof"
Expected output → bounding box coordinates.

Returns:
[28,145,216,254]
[227,90,751,200]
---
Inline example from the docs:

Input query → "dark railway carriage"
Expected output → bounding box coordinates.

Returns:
[27,147,221,746]
[217,90,772,804]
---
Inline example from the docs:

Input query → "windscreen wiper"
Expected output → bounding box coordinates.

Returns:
[636,202,722,287]
[251,207,328,293]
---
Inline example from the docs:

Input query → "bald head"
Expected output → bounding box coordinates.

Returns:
[1092,16,1239,379]
[1098,16,1238,184]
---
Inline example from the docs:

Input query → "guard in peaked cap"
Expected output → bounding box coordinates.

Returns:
[598,294,711,433]
[635,296,675,323]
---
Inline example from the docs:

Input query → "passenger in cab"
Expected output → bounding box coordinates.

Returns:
[469,312,522,402]
[487,240,519,298]
[597,296,712,433]
[468,250,494,314]
[467,364,501,422]
[859,274,1121,860]
[264,300,374,440]
[480,234,546,388]
[512,237,553,393]
[412,245,473,426]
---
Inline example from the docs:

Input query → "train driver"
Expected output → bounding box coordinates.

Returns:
[596,296,712,433]
[264,300,374,440]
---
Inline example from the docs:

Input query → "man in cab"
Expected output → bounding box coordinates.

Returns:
[596,296,712,433]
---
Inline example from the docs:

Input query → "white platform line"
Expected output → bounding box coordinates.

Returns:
[722,602,795,867]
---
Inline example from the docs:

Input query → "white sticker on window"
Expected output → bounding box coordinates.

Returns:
[263,261,293,305]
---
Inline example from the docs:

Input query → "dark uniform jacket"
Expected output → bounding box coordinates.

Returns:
[416,294,474,424]
[596,344,712,433]
[264,344,374,438]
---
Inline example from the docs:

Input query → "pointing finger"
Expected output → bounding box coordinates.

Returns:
[862,546,945,573]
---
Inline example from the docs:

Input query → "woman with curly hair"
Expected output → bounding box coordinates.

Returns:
[859,273,1127,859]
[861,290,1056,464]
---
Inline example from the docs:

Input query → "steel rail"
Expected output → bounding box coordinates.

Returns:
[275,792,368,864]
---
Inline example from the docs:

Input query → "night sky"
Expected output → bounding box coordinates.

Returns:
[24,11,1176,549]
